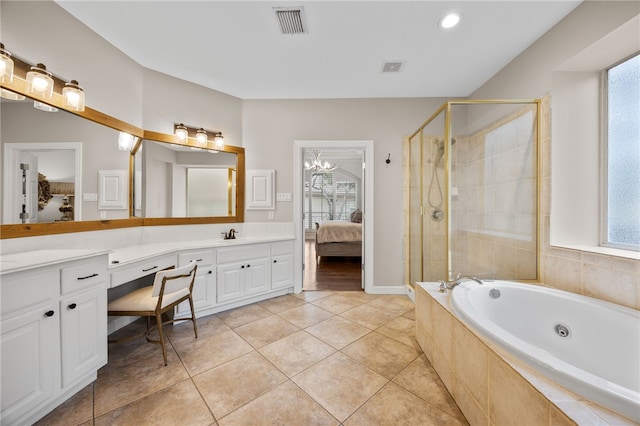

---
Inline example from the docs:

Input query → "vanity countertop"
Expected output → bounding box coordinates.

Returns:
[108,236,295,267]
[0,249,110,275]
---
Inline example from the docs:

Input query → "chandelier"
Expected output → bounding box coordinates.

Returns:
[305,150,338,172]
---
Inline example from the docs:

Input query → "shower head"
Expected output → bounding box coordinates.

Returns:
[433,137,457,164]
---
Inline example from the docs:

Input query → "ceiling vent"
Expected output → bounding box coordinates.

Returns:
[274,7,307,35]
[382,61,405,73]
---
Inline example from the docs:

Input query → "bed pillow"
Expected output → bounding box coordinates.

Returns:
[350,209,362,223]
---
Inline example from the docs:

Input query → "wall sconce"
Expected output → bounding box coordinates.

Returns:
[62,80,85,112]
[118,132,138,151]
[0,43,14,83]
[175,123,188,142]
[195,128,208,147]
[213,132,225,149]
[26,63,54,100]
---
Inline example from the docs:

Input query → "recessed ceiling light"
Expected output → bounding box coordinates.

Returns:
[439,13,461,29]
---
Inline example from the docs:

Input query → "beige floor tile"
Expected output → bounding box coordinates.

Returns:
[311,294,363,314]
[165,313,230,345]
[259,330,336,376]
[344,382,467,426]
[403,308,416,320]
[218,380,339,426]
[258,294,307,313]
[304,315,372,349]
[342,331,420,379]
[173,329,253,376]
[367,295,415,315]
[216,304,273,328]
[94,347,189,416]
[194,351,287,419]
[292,352,388,422]
[393,354,466,422]
[234,315,300,348]
[293,290,336,302]
[376,316,421,351]
[95,379,214,426]
[35,384,94,426]
[277,303,335,328]
[339,303,399,329]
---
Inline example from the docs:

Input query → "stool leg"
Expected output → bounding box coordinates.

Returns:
[156,312,168,366]
[189,295,198,339]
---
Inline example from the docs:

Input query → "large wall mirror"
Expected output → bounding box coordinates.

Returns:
[0,86,244,239]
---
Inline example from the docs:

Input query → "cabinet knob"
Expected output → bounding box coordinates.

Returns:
[247,264,250,268]
[44,310,55,317]
[67,303,77,310]
[273,260,277,263]
[208,270,212,274]
[241,265,245,269]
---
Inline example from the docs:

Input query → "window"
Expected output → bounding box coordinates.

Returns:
[604,53,640,251]
[304,172,358,229]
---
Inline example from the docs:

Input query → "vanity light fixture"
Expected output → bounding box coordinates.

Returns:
[62,80,85,112]
[213,132,225,149]
[0,88,25,101]
[0,43,14,83]
[26,63,54,100]
[33,100,58,113]
[118,132,138,152]
[195,128,208,147]
[175,123,188,142]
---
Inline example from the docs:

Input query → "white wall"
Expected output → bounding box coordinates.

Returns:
[242,98,447,288]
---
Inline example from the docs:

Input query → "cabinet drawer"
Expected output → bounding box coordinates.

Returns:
[217,244,268,264]
[1,267,58,317]
[271,241,293,256]
[178,250,215,268]
[110,254,175,288]
[61,259,107,295]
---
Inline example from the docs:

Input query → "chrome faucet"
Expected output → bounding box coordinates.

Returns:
[222,228,238,240]
[439,273,483,292]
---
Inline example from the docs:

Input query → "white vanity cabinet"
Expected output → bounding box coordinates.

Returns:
[216,244,271,303]
[0,254,108,426]
[271,241,294,290]
[175,249,216,318]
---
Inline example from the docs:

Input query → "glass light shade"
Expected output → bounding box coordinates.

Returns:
[26,63,54,99]
[62,80,85,111]
[33,100,58,112]
[175,123,188,142]
[0,43,14,83]
[118,132,136,151]
[0,88,25,101]
[195,128,207,147]
[214,133,225,149]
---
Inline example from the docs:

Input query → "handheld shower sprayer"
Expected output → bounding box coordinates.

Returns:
[428,136,457,221]
[433,137,457,165]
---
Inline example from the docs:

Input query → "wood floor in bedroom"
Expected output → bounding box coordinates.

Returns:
[304,240,362,291]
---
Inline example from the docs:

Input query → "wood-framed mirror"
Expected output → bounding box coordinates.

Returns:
[0,59,244,239]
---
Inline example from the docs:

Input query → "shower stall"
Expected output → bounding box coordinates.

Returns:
[404,99,541,286]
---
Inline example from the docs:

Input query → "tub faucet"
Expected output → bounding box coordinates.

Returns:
[222,228,238,240]
[439,273,483,292]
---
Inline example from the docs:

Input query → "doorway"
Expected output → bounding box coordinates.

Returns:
[293,140,374,294]
[3,142,82,224]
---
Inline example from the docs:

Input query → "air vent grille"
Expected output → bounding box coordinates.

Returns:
[274,7,306,35]
[382,61,404,73]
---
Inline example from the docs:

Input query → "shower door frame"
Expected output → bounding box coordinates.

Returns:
[407,99,542,283]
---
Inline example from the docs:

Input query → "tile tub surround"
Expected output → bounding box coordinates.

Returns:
[415,283,640,426]
[35,291,469,425]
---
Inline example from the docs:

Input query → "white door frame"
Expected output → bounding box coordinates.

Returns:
[3,142,83,223]
[293,140,374,293]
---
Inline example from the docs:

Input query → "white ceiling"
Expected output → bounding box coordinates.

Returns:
[55,1,581,100]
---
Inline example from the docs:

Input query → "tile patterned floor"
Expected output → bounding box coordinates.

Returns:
[36,291,468,426]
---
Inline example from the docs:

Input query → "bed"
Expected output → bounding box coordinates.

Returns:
[315,219,362,264]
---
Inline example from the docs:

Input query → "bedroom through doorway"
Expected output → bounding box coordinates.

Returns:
[302,147,364,291]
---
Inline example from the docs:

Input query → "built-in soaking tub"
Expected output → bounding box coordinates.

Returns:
[449,280,640,423]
